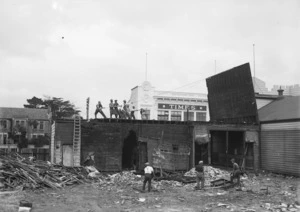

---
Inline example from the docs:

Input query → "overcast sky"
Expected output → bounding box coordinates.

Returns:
[0,0,299,117]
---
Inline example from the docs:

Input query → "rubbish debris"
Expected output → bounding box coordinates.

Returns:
[138,198,146,202]
[0,153,88,190]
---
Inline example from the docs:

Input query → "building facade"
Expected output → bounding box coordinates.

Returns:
[128,81,209,121]
[0,107,50,154]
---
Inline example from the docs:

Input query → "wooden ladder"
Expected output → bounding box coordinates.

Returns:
[73,115,81,167]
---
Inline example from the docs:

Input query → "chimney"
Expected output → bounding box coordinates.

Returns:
[277,86,284,96]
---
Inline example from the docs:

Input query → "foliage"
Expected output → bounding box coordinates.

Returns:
[29,134,50,147]
[28,120,39,128]
[24,96,46,109]
[44,96,80,120]
[24,96,81,120]
[10,125,28,149]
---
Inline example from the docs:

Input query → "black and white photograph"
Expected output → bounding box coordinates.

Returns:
[0,0,299,211]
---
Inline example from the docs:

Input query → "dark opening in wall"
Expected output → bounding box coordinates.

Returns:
[122,130,138,170]
[211,130,245,167]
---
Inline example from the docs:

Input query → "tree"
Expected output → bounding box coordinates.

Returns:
[43,96,81,120]
[24,96,46,109]
[24,96,81,120]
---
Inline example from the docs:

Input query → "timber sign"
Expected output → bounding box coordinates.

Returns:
[158,104,206,111]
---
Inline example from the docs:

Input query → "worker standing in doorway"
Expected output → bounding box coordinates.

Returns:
[95,101,106,119]
[230,158,241,187]
[143,162,154,192]
[195,160,205,190]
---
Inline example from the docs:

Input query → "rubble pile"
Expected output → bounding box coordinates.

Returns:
[0,153,88,190]
[109,171,141,184]
[184,166,230,181]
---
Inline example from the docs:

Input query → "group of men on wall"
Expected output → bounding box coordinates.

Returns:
[94,100,147,120]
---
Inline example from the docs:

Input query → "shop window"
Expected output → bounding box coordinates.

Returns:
[183,112,194,121]
[171,111,182,121]
[157,110,169,120]
[196,112,206,121]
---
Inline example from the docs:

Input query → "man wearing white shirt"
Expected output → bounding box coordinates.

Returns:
[143,162,154,192]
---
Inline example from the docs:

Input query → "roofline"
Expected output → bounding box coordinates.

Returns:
[260,118,300,124]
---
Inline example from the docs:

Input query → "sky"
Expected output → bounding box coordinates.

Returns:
[0,0,299,118]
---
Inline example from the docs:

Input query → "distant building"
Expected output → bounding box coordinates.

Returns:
[0,107,50,154]
[252,77,269,94]
[128,81,209,121]
[252,77,300,96]
[271,84,300,96]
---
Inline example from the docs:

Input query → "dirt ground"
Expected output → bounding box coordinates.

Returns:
[1,172,300,212]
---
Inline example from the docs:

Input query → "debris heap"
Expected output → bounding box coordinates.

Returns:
[0,153,88,190]
[184,166,230,181]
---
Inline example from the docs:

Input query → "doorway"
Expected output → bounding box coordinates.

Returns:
[195,143,208,165]
[122,130,138,170]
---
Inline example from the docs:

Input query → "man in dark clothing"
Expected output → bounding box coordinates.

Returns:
[195,160,205,190]
[95,101,106,119]
[143,162,154,192]
[130,106,136,120]
[230,158,241,187]
[113,100,120,118]
[109,99,118,118]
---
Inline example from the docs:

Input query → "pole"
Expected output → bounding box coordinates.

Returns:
[253,44,255,78]
[86,97,90,120]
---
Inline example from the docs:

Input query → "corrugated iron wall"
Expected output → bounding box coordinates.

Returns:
[261,121,300,176]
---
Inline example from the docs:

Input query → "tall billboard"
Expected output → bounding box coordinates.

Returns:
[206,63,258,124]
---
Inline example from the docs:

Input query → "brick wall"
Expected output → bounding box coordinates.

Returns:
[81,121,192,171]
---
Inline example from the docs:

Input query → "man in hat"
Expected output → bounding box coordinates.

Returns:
[95,101,106,119]
[230,158,241,187]
[195,160,205,190]
[143,162,154,192]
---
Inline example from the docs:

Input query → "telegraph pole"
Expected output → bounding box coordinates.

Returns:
[86,97,90,120]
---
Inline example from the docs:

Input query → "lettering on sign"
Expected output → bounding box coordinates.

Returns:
[158,104,206,111]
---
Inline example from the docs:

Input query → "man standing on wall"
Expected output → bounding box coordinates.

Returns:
[195,160,205,190]
[95,101,106,119]
[143,162,154,192]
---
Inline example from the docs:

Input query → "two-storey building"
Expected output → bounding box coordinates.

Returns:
[0,107,50,156]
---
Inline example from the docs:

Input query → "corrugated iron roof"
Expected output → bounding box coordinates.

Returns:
[258,96,300,121]
[0,107,49,120]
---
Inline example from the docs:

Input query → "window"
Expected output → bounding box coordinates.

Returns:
[196,112,206,121]
[0,120,7,129]
[15,119,26,127]
[32,134,44,139]
[171,111,182,121]
[0,133,8,144]
[183,112,194,121]
[157,110,169,120]
[39,121,44,130]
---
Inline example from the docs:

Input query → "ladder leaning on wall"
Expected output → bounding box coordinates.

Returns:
[73,115,81,167]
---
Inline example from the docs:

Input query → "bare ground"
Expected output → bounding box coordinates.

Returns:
[1,173,300,212]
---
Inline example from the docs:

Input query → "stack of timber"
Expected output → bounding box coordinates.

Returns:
[0,153,88,190]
